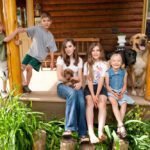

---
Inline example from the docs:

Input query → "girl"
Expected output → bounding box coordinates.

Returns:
[56,38,88,143]
[105,52,134,138]
[84,43,108,144]
[0,21,21,96]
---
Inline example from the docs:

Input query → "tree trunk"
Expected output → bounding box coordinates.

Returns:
[79,143,95,150]
[60,138,77,150]
[33,130,46,150]
[112,139,129,150]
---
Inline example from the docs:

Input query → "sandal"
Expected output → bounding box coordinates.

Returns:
[79,136,89,144]
[117,125,127,138]
[99,134,107,142]
[117,127,121,138]
[62,130,72,139]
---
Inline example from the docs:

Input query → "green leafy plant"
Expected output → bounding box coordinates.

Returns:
[92,105,150,150]
[39,120,65,150]
[124,105,150,150]
[0,92,43,150]
[0,93,149,150]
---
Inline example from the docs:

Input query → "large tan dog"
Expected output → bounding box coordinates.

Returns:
[129,33,149,96]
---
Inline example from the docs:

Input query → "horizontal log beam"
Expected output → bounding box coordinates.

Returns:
[51,28,141,34]
[51,21,142,29]
[53,15,142,23]
[43,2,143,11]
[42,0,143,5]
[49,9,142,17]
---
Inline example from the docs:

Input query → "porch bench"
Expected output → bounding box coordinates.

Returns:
[21,91,150,121]
[41,38,100,69]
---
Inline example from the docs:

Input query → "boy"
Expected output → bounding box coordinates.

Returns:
[0,21,22,96]
[21,12,57,93]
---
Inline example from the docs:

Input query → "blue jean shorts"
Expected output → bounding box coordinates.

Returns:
[108,89,135,106]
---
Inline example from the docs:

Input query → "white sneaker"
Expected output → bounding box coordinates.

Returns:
[1,90,8,98]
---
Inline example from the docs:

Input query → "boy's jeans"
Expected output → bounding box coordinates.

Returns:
[57,83,87,137]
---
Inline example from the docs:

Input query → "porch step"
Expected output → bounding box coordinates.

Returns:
[21,91,150,121]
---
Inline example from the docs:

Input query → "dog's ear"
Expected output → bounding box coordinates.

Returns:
[64,69,71,77]
[64,70,67,78]
[68,70,73,76]
[104,51,113,60]
[129,36,134,46]
[134,50,137,57]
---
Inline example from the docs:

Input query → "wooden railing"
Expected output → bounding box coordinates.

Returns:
[41,38,100,69]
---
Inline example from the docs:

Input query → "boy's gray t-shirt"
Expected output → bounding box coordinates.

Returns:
[27,26,57,62]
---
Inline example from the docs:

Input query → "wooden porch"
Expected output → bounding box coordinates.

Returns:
[21,70,150,121]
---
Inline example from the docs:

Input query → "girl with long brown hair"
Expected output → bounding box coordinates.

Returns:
[57,38,88,143]
[84,42,108,143]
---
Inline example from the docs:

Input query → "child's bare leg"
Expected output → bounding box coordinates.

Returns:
[26,65,32,86]
[21,64,27,85]
[120,102,127,121]
[86,95,99,143]
[2,80,7,91]
[98,95,107,137]
[109,97,123,126]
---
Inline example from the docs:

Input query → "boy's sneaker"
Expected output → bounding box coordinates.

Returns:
[23,85,32,93]
[1,90,8,98]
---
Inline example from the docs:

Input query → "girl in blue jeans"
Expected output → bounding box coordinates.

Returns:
[56,38,88,143]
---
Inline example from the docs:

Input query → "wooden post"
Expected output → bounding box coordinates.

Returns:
[142,0,148,33]
[113,139,129,150]
[33,130,46,150]
[0,0,4,22]
[26,0,34,27]
[79,143,95,150]
[60,138,77,150]
[145,51,150,100]
[142,0,150,100]
[2,0,22,94]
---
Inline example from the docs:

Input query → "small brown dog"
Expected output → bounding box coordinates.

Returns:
[129,33,149,96]
[63,69,79,88]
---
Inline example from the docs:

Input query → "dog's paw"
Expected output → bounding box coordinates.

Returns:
[131,90,137,96]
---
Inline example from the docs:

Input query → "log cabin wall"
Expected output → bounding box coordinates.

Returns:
[40,0,144,52]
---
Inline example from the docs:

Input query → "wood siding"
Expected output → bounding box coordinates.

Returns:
[40,0,144,51]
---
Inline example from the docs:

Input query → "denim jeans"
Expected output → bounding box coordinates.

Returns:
[57,83,87,137]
